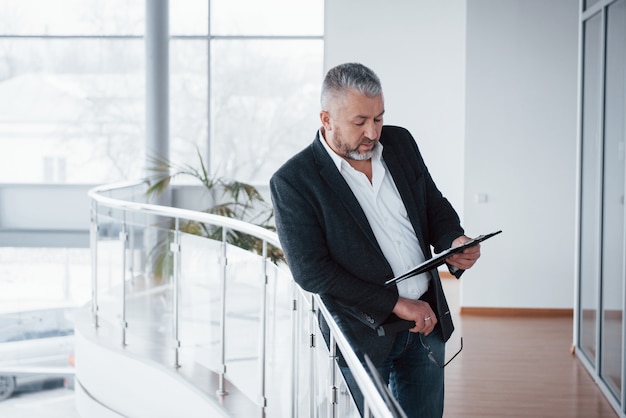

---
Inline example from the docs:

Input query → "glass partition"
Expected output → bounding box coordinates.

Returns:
[577,2,626,416]
[88,181,382,417]
[178,233,222,371]
[92,210,127,333]
[600,0,626,401]
[579,11,603,368]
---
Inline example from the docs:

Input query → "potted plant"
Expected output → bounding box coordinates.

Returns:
[144,149,285,272]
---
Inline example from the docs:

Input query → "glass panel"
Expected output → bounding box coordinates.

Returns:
[211,0,323,36]
[223,243,264,402]
[124,220,176,350]
[170,0,208,36]
[211,39,323,184]
[601,0,626,399]
[94,212,126,332]
[579,12,603,366]
[0,0,144,36]
[178,233,222,371]
[264,262,297,417]
[0,38,145,184]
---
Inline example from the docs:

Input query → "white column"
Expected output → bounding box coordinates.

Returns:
[145,0,171,206]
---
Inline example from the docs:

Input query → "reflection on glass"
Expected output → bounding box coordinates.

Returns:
[601,0,625,400]
[579,13,602,367]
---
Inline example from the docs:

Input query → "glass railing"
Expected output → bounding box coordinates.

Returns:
[88,180,399,418]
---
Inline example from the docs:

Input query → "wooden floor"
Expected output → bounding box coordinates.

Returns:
[441,278,620,418]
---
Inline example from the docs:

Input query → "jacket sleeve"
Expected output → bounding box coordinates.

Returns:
[270,166,398,328]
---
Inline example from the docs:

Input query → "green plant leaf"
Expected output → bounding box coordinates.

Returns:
[143,148,286,265]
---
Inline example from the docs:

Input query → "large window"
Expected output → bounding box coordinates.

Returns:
[0,0,324,184]
[0,0,323,384]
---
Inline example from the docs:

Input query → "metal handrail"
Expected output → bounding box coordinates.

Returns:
[88,180,396,417]
[88,180,281,247]
[315,295,394,418]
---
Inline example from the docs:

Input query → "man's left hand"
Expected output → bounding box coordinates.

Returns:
[446,235,481,270]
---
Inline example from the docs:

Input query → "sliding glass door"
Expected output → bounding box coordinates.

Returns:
[600,0,625,400]
[577,0,626,415]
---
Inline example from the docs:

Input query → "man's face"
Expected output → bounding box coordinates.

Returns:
[321,90,384,161]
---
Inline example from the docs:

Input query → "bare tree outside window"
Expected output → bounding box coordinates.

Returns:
[0,0,323,186]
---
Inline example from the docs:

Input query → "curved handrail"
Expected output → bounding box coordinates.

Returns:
[87,180,397,418]
[315,294,396,418]
[88,180,281,247]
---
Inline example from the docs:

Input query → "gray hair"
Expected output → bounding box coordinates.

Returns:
[320,63,383,109]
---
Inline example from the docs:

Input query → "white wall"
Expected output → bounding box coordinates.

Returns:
[324,0,467,214]
[324,0,579,309]
[462,0,578,309]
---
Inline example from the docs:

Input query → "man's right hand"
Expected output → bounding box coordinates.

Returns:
[392,297,437,335]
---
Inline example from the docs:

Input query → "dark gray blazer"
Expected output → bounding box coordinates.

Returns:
[270,125,464,364]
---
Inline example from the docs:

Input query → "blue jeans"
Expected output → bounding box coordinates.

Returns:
[342,329,445,418]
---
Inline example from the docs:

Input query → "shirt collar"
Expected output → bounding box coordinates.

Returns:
[318,128,384,172]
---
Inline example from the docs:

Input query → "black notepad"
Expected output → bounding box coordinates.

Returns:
[376,230,503,336]
[384,230,502,287]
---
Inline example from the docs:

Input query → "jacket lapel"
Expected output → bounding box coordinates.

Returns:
[311,136,383,254]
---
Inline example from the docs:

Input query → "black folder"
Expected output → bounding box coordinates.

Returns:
[376,230,502,336]
[384,230,502,287]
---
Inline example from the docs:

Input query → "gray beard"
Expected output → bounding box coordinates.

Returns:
[346,149,375,161]
[345,141,377,161]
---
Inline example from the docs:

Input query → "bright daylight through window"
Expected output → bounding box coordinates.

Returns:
[0,0,324,185]
[0,0,323,409]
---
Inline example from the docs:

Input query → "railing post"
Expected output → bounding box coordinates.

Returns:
[171,217,182,368]
[310,294,318,418]
[329,334,338,418]
[217,227,228,396]
[258,240,268,413]
[120,213,129,347]
[128,215,135,287]
[291,281,299,418]
[90,200,99,328]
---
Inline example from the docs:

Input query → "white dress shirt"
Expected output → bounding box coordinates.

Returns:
[319,131,430,300]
